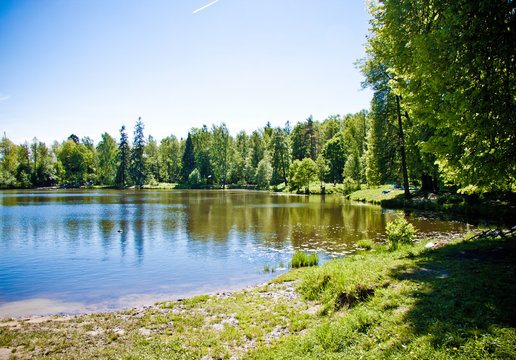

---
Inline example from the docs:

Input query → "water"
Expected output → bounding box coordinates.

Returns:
[0,189,469,317]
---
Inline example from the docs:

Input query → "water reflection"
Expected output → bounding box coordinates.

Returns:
[0,189,469,315]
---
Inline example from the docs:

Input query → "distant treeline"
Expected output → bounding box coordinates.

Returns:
[0,113,373,191]
[1,0,514,194]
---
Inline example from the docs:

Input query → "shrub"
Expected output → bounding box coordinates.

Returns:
[290,252,319,268]
[356,239,373,250]
[188,168,203,187]
[385,217,415,249]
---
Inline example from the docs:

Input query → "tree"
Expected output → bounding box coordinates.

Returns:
[129,117,146,186]
[96,132,118,185]
[58,139,89,185]
[145,135,160,183]
[364,0,516,192]
[255,158,272,188]
[305,115,319,160]
[68,134,79,144]
[211,123,231,188]
[289,158,318,192]
[290,122,308,161]
[249,130,265,169]
[269,127,291,185]
[343,145,362,183]
[229,131,249,184]
[31,140,57,186]
[0,136,19,187]
[115,125,130,188]
[181,133,195,183]
[81,136,97,184]
[159,135,181,183]
[190,125,212,182]
[320,133,348,183]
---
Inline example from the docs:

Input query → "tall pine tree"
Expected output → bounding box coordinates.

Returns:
[129,117,146,186]
[115,125,130,188]
[181,133,195,183]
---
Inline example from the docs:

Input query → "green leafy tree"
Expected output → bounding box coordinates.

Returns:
[96,132,118,185]
[0,136,19,187]
[190,125,212,182]
[321,133,348,183]
[58,139,89,185]
[249,130,265,169]
[343,145,362,182]
[255,158,272,189]
[229,131,249,184]
[159,135,181,183]
[81,136,97,184]
[31,140,57,186]
[289,158,318,192]
[364,0,516,191]
[144,135,160,183]
[269,127,291,185]
[211,123,231,188]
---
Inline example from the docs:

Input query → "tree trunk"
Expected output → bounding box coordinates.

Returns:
[395,95,410,199]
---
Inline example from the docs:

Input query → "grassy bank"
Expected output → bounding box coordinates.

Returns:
[346,186,516,223]
[1,233,514,359]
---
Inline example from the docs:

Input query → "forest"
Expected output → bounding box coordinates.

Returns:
[0,0,514,196]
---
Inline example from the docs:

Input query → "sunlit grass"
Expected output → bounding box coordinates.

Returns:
[347,185,403,203]
[290,251,319,268]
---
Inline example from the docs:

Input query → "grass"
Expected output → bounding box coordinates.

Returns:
[249,234,516,359]
[355,239,374,250]
[290,252,319,268]
[347,184,403,204]
[1,233,514,359]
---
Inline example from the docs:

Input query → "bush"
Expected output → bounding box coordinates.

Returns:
[385,217,415,249]
[188,168,204,187]
[290,252,319,268]
[356,239,373,250]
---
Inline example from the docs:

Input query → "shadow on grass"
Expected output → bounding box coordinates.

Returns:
[382,193,516,225]
[391,236,516,353]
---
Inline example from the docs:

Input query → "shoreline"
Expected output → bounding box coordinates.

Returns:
[1,232,514,359]
[0,278,282,321]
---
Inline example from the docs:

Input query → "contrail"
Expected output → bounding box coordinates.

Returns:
[192,0,219,14]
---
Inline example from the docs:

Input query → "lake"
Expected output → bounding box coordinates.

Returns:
[0,189,470,317]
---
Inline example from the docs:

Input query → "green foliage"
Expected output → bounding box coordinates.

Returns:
[320,132,347,183]
[363,0,516,192]
[289,158,318,192]
[58,139,92,185]
[210,123,231,187]
[129,117,146,186]
[356,239,373,250]
[96,132,118,185]
[255,158,272,188]
[385,217,415,249]
[190,125,213,183]
[181,133,195,183]
[159,135,181,183]
[269,127,291,186]
[290,252,319,268]
[115,125,130,188]
[187,168,203,187]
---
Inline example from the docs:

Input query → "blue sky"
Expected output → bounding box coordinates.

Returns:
[0,0,373,144]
